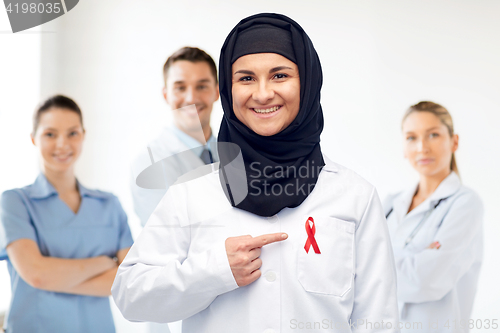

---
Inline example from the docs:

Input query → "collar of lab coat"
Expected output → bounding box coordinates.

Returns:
[144,126,202,163]
[322,155,339,173]
[169,125,218,161]
[174,153,339,224]
[394,171,461,220]
[146,126,187,160]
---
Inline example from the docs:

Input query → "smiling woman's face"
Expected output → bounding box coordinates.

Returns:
[231,53,300,136]
[31,108,85,173]
[402,111,458,177]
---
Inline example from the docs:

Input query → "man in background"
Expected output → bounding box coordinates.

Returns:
[130,46,220,333]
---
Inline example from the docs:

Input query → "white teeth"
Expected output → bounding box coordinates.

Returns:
[253,106,280,114]
[54,154,71,159]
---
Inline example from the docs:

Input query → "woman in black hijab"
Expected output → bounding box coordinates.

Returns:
[217,13,325,217]
[113,13,399,333]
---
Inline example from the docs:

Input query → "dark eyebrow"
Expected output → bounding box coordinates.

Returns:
[173,79,213,85]
[269,66,293,73]
[234,70,254,75]
[234,66,294,76]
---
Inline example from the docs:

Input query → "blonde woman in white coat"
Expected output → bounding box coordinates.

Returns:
[384,101,483,333]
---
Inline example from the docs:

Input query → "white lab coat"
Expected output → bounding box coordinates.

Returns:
[113,156,400,332]
[130,126,211,333]
[383,172,483,333]
[130,126,207,227]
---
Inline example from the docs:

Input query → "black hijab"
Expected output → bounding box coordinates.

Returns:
[217,13,325,217]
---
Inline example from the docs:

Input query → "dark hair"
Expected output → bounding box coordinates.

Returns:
[402,101,459,176]
[162,46,218,84]
[32,95,84,135]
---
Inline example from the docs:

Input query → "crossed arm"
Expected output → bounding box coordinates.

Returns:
[7,238,129,297]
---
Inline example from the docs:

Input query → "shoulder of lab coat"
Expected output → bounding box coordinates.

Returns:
[129,127,202,226]
[131,126,188,173]
[392,176,484,303]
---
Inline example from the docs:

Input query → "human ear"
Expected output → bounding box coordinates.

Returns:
[162,86,168,103]
[215,84,220,102]
[31,133,36,146]
[451,134,459,153]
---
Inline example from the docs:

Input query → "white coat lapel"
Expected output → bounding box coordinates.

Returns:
[426,172,461,204]
[393,185,417,222]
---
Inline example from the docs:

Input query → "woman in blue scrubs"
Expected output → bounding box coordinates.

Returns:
[0,95,133,333]
[384,101,483,332]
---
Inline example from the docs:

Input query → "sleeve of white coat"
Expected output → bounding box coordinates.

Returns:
[111,186,239,323]
[350,187,400,331]
[394,191,483,303]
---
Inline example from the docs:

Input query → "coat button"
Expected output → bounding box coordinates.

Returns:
[264,271,277,282]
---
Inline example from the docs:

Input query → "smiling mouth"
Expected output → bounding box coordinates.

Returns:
[252,106,281,114]
[53,153,73,161]
[179,104,203,116]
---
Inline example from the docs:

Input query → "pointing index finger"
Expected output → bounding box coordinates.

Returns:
[252,233,288,248]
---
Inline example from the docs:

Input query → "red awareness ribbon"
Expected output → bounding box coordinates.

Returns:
[304,217,321,254]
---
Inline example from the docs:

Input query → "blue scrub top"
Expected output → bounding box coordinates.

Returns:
[0,174,134,333]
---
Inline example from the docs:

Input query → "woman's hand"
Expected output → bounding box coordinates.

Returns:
[225,233,287,287]
[427,241,441,249]
[68,247,130,297]
[99,255,119,270]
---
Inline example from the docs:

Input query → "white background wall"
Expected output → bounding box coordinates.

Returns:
[1,1,499,331]
[0,6,41,313]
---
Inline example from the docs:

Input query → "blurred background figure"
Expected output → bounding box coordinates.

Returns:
[384,101,483,333]
[130,46,220,225]
[129,47,219,333]
[0,95,133,333]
